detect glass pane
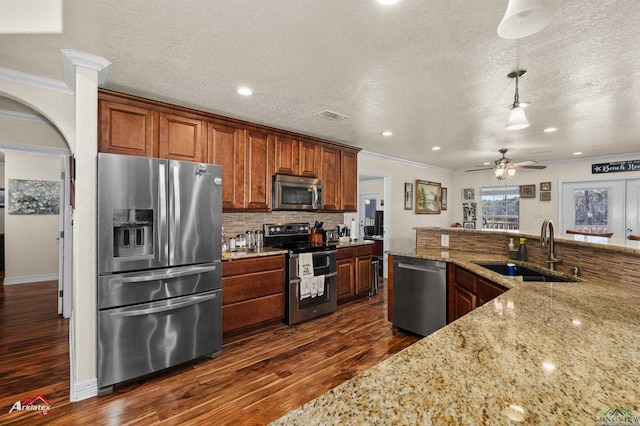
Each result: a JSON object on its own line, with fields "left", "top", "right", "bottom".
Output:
{"left": 479, "top": 186, "right": 520, "bottom": 230}
{"left": 573, "top": 189, "right": 609, "bottom": 232}
{"left": 364, "top": 198, "right": 377, "bottom": 221}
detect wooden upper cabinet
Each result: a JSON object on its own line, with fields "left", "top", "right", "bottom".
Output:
{"left": 274, "top": 136, "right": 300, "bottom": 176}
{"left": 299, "top": 140, "right": 320, "bottom": 177}
{"left": 340, "top": 150, "right": 358, "bottom": 212}
{"left": 98, "top": 100, "right": 158, "bottom": 157}
{"left": 207, "top": 121, "right": 246, "bottom": 210}
{"left": 245, "top": 130, "right": 273, "bottom": 211}
{"left": 320, "top": 145, "right": 340, "bottom": 211}
{"left": 159, "top": 113, "right": 205, "bottom": 162}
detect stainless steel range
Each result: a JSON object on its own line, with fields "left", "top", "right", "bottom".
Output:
{"left": 264, "top": 223, "right": 337, "bottom": 325}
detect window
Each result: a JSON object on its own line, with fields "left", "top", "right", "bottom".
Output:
{"left": 479, "top": 186, "right": 520, "bottom": 230}
{"left": 573, "top": 188, "right": 609, "bottom": 232}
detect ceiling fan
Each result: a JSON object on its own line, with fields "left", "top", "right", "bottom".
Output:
{"left": 466, "top": 148, "right": 546, "bottom": 179}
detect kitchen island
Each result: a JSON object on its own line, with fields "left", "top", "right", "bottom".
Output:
{"left": 271, "top": 246, "right": 640, "bottom": 424}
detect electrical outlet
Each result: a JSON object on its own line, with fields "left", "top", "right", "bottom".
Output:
{"left": 441, "top": 234, "right": 449, "bottom": 247}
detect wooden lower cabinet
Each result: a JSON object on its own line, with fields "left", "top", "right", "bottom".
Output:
{"left": 449, "top": 264, "right": 507, "bottom": 323}
{"left": 337, "top": 245, "right": 373, "bottom": 303}
{"left": 222, "top": 255, "right": 285, "bottom": 335}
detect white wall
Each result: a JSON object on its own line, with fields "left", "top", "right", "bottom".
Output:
{"left": 3, "top": 152, "right": 59, "bottom": 281}
{"left": 359, "top": 151, "right": 454, "bottom": 249}
{"left": 453, "top": 154, "right": 640, "bottom": 234}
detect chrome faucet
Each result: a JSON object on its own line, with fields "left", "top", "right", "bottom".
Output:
{"left": 541, "top": 219, "right": 562, "bottom": 271}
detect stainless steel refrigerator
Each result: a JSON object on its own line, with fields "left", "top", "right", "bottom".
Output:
{"left": 97, "top": 153, "right": 223, "bottom": 392}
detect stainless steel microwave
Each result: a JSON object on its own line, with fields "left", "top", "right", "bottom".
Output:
{"left": 272, "top": 174, "right": 323, "bottom": 211}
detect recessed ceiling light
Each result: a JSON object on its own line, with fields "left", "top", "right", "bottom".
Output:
{"left": 483, "top": 162, "right": 491, "bottom": 166}
{"left": 377, "top": 0, "right": 400, "bottom": 4}
{"left": 237, "top": 87, "right": 253, "bottom": 96}
{"left": 544, "top": 127, "right": 558, "bottom": 133}
{"left": 382, "top": 131, "right": 393, "bottom": 136}
{"left": 573, "top": 151, "right": 583, "bottom": 156}
{"left": 432, "top": 146, "right": 441, "bottom": 151}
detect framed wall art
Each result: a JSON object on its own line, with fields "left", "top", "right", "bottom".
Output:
{"left": 463, "top": 202, "right": 477, "bottom": 221}
{"left": 415, "top": 180, "right": 441, "bottom": 214}
{"left": 462, "top": 188, "right": 475, "bottom": 201}
{"left": 404, "top": 182, "right": 413, "bottom": 210}
{"left": 463, "top": 221, "right": 476, "bottom": 229}
{"left": 440, "top": 187, "right": 448, "bottom": 210}
{"left": 7, "top": 179, "right": 60, "bottom": 215}
{"left": 540, "top": 192, "right": 551, "bottom": 202}
{"left": 519, "top": 184, "right": 536, "bottom": 199}
{"left": 540, "top": 182, "right": 551, "bottom": 191}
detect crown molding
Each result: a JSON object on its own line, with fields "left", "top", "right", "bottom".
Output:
{"left": 360, "top": 149, "right": 453, "bottom": 173}
{"left": 0, "top": 108, "right": 50, "bottom": 125}
{"left": 61, "top": 49, "right": 111, "bottom": 90}
{"left": 0, "top": 141, "right": 70, "bottom": 157}
{"left": 0, "top": 66, "right": 71, "bottom": 94}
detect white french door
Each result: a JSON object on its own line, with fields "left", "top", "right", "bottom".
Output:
{"left": 625, "top": 178, "right": 640, "bottom": 238}
{"left": 561, "top": 179, "right": 632, "bottom": 239}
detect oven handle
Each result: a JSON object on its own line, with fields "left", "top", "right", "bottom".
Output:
{"left": 289, "top": 250, "right": 336, "bottom": 259}
{"left": 108, "top": 264, "right": 218, "bottom": 284}
{"left": 290, "top": 271, "right": 337, "bottom": 284}
{"left": 108, "top": 292, "right": 219, "bottom": 318}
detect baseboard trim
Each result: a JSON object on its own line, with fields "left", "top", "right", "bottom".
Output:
{"left": 70, "top": 378, "right": 98, "bottom": 402}
{"left": 3, "top": 273, "right": 59, "bottom": 285}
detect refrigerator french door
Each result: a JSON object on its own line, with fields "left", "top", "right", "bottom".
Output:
{"left": 97, "top": 153, "right": 223, "bottom": 392}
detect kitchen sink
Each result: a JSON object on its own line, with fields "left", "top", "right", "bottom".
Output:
{"left": 474, "top": 263, "right": 577, "bottom": 282}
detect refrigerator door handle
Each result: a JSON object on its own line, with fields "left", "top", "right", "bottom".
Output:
{"left": 158, "top": 163, "right": 167, "bottom": 263}
{"left": 108, "top": 264, "right": 218, "bottom": 284}
{"left": 109, "top": 292, "right": 219, "bottom": 318}
{"left": 171, "top": 164, "right": 181, "bottom": 262}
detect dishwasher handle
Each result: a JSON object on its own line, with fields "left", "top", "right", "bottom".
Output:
{"left": 396, "top": 262, "right": 445, "bottom": 273}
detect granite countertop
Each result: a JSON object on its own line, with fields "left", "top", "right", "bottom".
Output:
{"left": 222, "top": 247, "right": 287, "bottom": 260}
{"left": 271, "top": 248, "right": 640, "bottom": 425}
{"left": 335, "top": 239, "right": 374, "bottom": 249}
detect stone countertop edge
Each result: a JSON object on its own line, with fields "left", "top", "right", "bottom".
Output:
{"left": 270, "top": 247, "right": 640, "bottom": 425}
{"left": 221, "top": 240, "right": 373, "bottom": 260}
{"left": 415, "top": 226, "right": 640, "bottom": 254}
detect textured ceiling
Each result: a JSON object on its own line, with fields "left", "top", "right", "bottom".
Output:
{"left": 1, "top": 0, "right": 639, "bottom": 170}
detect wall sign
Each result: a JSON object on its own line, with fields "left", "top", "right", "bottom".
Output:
{"left": 592, "top": 160, "right": 640, "bottom": 174}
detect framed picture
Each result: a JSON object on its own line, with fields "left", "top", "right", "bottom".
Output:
{"left": 462, "top": 188, "right": 475, "bottom": 201}
{"left": 415, "top": 180, "right": 441, "bottom": 214}
{"left": 540, "top": 191, "right": 551, "bottom": 202}
{"left": 463, "top": 202, "right": 477, "bottom": 221}
{"left": 519, "top": 184, "right": 536, "bottom": 199}
{"left": 540, "top": 182, "right": 551, "bottom": 191}
{"left": 440, "top": 187, "right": 448, "bottom": 210}
{"left": 404, "top": 183, "right": 413, "bottom": 210}
{"left": 463, "top": 221, "right": 476, "bottom": 229}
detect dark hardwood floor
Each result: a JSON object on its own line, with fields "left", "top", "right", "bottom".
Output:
{"left": 0, "top": 278, "right": 420, "bottom": 425}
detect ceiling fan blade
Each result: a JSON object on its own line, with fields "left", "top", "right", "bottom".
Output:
{"left": 465, "top": 167, "right": 493, "bottom": 172}
{"left": 512, "top": 160, "right": 537, "bottom": 166}
{"left": 517, "top": 165, "right": 547, "bottom": 170}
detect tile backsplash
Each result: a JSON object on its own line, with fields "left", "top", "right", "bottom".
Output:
{"left": 222, "top": 212, "right": 346, "bottom": 240}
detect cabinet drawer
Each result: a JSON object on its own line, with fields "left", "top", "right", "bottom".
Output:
{"left": 455, "top": 267, "right": 477, "bottom": 293}
{"left": 222, "top": 270, "right": 285, "bottom": 305}
{"left": 356, "top": 245, "right": 372, "bottom": 257}
{"left": 337, "top": 247, "right": 355, "bottom": 260}
{"left": 222, "top": 255, "right": 285, "bottom": 276}
{"left": 222, "top": 294, "right": 284, "bottom": 332}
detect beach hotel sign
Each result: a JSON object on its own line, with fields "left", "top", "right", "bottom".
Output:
{"left": 592, "top": 159, "right": 640, "bottom": 174}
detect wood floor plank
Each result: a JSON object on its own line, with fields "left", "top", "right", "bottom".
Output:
{"left": 0, "top": 279, "right": 420, "bottom": 425}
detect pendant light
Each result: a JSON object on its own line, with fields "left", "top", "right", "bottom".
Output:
{"left": 506, "top": 70, "right": 530, "bottom": 131}
{"left": 497, "top": 0, "right": 552, "bottom": 40}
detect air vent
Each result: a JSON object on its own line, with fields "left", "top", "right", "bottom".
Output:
{"left": 315, "top": 110, "right": 349, "bottom": 121}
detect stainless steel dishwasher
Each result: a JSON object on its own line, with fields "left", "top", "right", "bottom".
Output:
{"left": 392, "top": 256, "right": 447, "bottom": 337}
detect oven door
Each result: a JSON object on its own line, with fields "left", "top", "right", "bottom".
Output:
{"left": 286, "top": 250, "right": 337, "bottom": 324}
{"left": 272, "top": 175, "right": 323, "bottom": 210}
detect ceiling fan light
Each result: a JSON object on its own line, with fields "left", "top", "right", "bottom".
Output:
{"left": 495, "top": 168, "right": 505, "bottom": 178}
{"left": 506, "top": 105, "right": 530, "bottom": 130}
{"left": 507, "top": 168, "right": 516, "bottom": 176}
{"left": 497, "top": 0, "right": 552, "bottom": 40}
